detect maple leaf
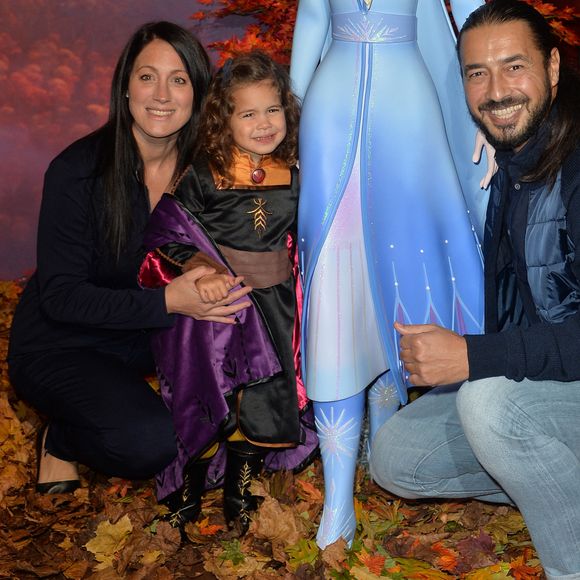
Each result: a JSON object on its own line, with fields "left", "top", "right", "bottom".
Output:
{"left": 431, "top": 542, "right": 459, "bottom": 573}
{"left": 393, "top": 556, "right": 455, "bottom": 578}
{"left": 286, "top": 538, "right": 319, "bottom": 570}
{"left": 62, "top": 561, "right": 90, "bottom": 580}
{"left": 456, "top": 531, "right": 498, "bottom": 571}
{"left": 509, "top": 554, "right": 543, "bottom": 580}
{"left": 252, "top": 495, "right": 304, "bottom": 545}
{"left": 358, "top": 550, "right": 386, "bottom": 576}
{"left": 106, "top": 478, "right": 132, "bottom": 498}
{"left": 464, "top": 562, "right": 512, "bottom": 579}
{"left": 459, "top": 501, "right": 495, "bottom": 530}
{"left": 294, "top": 477, "right": 323, "bottom": 502}
{"left": 484, "top": 513, "right": 527, "bottom": 546}
{"left": 320, "top": 537, "right": 348, "bottom": 571}
{"left": 349, "top": 565, "right": 384, "bottom": 579}
{"left": 84, "top": 514, "right": 133, "bottom": 570}
{"left": 198, "top": 516, "right": 224, "bottom": 536}
{"left": 220, "top": 538, "right": 246, "bottom": 566}
{"left": 140, "top": 549, "right": 163, "bottom": 565}
{"left": 549, "top": 20, "right": 580, "bottom": 45}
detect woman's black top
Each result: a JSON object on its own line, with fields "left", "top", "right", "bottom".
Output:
{"left": 8, "top": 131, "right": 173, "bottom": 361}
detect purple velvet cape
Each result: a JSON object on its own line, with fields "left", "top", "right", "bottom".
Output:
{"left": 140, "top": 194, "right": 318, "bottom": 499}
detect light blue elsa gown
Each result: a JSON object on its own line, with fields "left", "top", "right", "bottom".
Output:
{"left": 290, "top": 0, "right": 486, "bottom": 548}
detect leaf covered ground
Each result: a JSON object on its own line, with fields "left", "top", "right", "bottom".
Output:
{"left": 0, "top": 280, "right": 546, "bottom": 579}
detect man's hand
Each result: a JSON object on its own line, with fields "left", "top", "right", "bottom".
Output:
{"left": 395, "top": 322, "right": 469, "bottom": 386}
{"left": 165, "top": 266, "right": 252, "bottom": 324}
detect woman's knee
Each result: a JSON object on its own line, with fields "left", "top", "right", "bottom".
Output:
{"left": 99, "top": 413, "right": 177, "bottom": 479}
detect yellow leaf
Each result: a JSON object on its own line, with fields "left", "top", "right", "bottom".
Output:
{"left": 58, "top": 536, "right": 74, "bottom": 550}
{"left": 141, "top": 549, "right": 163, "bottom": 565}
{"left": 84, "top": 514, "right": 133, "bottom": 570}
{"left": 350, "top": 565, "right": 384, "bottom": 580}
{"left": 465, "top": 562, "right": 512, "bottom": 580}
{"left": 484, "top": 513, "right": 527, "bottom": 545}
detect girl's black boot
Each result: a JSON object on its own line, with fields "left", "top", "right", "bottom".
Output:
{"left": 162, "top": 457, "right": 210, "bottom": 531}
{"left": 223, "top": 441, "right": 265, "bottom": 534}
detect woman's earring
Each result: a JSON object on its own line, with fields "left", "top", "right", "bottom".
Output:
{"left": 125, "top": 91, "right": 129, "bottom": 98}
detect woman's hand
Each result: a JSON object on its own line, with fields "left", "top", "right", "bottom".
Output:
{"left": 165, "top": 266, "right": 252, "bottom": 324}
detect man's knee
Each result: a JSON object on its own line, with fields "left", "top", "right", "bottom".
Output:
{"left": 456, "top": 377, "right": 518, "bottom": 461}
{"left": 369, "top": 419, "right": 424, "bottom": 500}
{"left": 457, "top": 378, "right": 509, "bottom": 427}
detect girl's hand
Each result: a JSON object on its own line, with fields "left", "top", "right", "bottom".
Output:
{"left": 472, "top": 129, "right": 498, "bottom": 189}
{"left": 196, "top": 273, "right": 238, "bottom": 303}
{"left": 165, "top": 266, "right": 251, "bottom": 323}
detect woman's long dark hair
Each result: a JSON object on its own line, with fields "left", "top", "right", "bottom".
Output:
{"left": 458, "top": 0, "right": 580, "bottom": 186}
{"left": 97, "top": 21, "right": 211, "bottom": 259}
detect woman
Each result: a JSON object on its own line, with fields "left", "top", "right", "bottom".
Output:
{"left": 7, "top": 22, "right": 251, "bottom": 496}
{"left": 290, "top": 0, "right": 487, "bottom": 548}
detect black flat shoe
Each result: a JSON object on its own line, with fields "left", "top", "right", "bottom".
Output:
{"left": 36, "top": 480, "right": 81, "bottom": 494}
{"left": 36, "top": 424, "right": 80, "bottom": 495}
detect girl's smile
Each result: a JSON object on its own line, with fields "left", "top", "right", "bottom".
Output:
{"left": 229, "top": 80, "right": 287, "bottom": 164}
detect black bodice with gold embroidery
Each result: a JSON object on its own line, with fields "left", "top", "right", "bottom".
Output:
{"left": 176, "top": 156, "right": 298, "bottom": 251}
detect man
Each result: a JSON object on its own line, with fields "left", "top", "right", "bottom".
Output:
{"left": 369, "top": 1, "right": 580, "bottom": 578}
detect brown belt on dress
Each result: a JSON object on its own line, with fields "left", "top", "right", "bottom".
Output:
{"left": 217, "top": 245, "right": 292, "bottom": 289}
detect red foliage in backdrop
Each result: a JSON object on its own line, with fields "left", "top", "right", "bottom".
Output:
{"left": 194, "top": 0, "right": 579, "bottom": 68}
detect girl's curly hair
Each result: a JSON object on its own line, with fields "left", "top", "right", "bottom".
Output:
{"left": 196, "top": 51, "right": 300, "bottom": 187}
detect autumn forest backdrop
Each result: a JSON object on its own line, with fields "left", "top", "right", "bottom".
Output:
{"left": 1, "top": 0, "right": 577, "bottom": 281}
{"left": 0, "top": 1, "right": 579, "bottom": 578}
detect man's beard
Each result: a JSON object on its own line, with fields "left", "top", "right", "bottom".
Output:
{"left": 469, "top": 80, "right": 552, "bottom": 151}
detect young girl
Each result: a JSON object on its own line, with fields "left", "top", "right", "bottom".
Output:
{"left": 139, "top": 51, "right": 317, "bottom": 534}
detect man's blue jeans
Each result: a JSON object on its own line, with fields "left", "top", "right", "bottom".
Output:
{"left": 370, "top": 377, "right": 580, "bottom": 579}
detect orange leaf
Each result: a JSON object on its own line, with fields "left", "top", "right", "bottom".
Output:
{"left": 432, "top": 542, "right": 459, "bottom": 572}
{"left": 359, "top": 552, "right": 386, "bottom": 575}
{"left": 198, "top": 517, "right": 224, "bottom": 536}
{"left": 295, "top": 478, "right": 323, "bottom": 502}
{"left": 509, "top": 555, "right": 543, "bottom": 580}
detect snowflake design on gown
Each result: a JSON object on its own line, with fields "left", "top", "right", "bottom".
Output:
{"left": 368, "top": 377, "right": 399, "bottom": 410}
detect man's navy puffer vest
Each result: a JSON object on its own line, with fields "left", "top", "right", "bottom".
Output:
{"left": 487, "top": 162, "right": 580, "bottom": 329}
{"left": 524, "top": 171, "right": 580, "bottom": 323}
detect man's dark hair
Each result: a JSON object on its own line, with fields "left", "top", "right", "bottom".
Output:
{"left": 458, "top": 0, "right": 580, "bottom": 185}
